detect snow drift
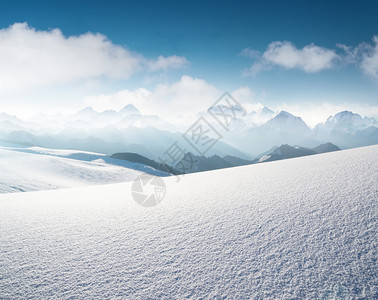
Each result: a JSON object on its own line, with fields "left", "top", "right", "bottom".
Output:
{"left": 0, "top": 145, "right": 377, "bottom": 298}
{"left": 0, "top": 145, "right": 169, "bottom": 193}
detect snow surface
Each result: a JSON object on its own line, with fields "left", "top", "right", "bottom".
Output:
{"left": 0, "top": 145, "right": 169, "bottom": 193}
{"left": 0, "top": 145, "right": 377, "bottom": 298}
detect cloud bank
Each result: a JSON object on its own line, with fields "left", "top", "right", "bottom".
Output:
{"left": 357, "top": 36, "right": 378, "bottom": 79}
{"left": 243, "top": 41, "right": 339, "bottom": 75}
{"left": 243, "top": 36, "right": 378, "bottom": 79}
{"left": 263, "top": 42, "right": 338, "bottom": 72}
{"left": 147, "top": 55, "right": 189, "bottom": 72}
{"left": 84, "top": 75, "right": 220, "bottom": 123}
{"left": 0, "top": 23, "right": 188, "bottom": 91}
{"left": 84, "top": 77, "right": 378, "bottom": 128}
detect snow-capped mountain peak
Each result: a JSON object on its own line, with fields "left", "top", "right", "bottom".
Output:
{"left": 268, "top": 110, "right": 308, "bottom": 127}
{"left": 326, "top": 111, "right": 361, "bottom": 124}
{"left": 245, "top": 105, "right": 274, "bottom": 125}
{"left": 119, "top": 104, "right": 140, "bottom": 116}
{"left": 272, "top": 110, "right": 295, "bottom": 119}
{"left": 263, "top": 110, "right": 311, "bottom": 135}
{"left": 77, "top": 106, "right": 97, "bottom": 115}
{"left": 324, "top": 111, "right": 377, "bottom": 130}
{"left": 257, "top": 106, "right": 274, "bottom": 116}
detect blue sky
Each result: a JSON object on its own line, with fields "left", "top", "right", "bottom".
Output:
{"left": 0, "top": 0, "right": 377, "bottom": 125}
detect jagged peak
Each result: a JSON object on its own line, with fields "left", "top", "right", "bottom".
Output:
{"left": 119, "top": 104, "right": 140, "bottom": 115}
{"left": 78, "top": 106, "right": 96, "bottom": 114}
{"left": 258, "top": 106, "right": 274, "bottom": 114}
{"left": 272, "top": 110, "right": 297, "bottom": 119}
{"left": 330, "top": 111, "right": 362, "bottom": 121}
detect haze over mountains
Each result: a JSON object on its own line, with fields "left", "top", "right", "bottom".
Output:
{"left": 112, "top": 142, "right": 341, "bottom": 175}
{"left": 0, "top": 103, "right": 377, "bottom": 160}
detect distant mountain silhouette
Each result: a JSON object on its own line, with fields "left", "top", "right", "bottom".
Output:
{"left": 1, "top": 104, "right": 375, "bottom": 159}
{"left": 178, "top": 152, "right": 234, "bottom": 173}
{"left": 110, "top": 152, "right": 180, "bottom": 175}
{"left": 312, "top": 142, "right": 340, "bottom": 153}
{"left": 222, "top": 155, "right": 254, "bottom": 166}
{"left": 256, "top": 143, "right": 340, "bottom": 163}
{"left": 119, "top": 104, "right": 140, "bottom": 115}
{"left": 313, "top": 111, "right": 378, "bottom": 148}
{"left": 110, "top": 142, "right": 340, "bottom": 176}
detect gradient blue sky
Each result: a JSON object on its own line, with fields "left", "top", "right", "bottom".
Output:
{"left": 0, "top": 0, "right": 377, "bottom": 125}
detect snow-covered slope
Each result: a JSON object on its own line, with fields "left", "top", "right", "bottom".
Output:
{"left": 0, "top": 145, "right": 169, "bottom": 193}
{"left": 0, "top": 145, "right": 377, "bottom": 298}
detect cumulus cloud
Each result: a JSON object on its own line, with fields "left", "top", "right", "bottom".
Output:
{"left": 264, "top": 41, "right": 338, "bottom": 72}
{"left": 0, "top": 23, "right": 187, "bottom": 91}
{"left": 231, "top": 87, "right": 262, "bottom": 112}
{"left": 84, "top": 75, "right": 220, "bottom": 123}
{"left": 84, "top": 79, "right": 378, "bottom": 128}
{"left": 239, "top": 48, "right": 260, "bottom": 58}
{"left": 242, "top": 62, "right": 270, "bottom": 76}
{"left": 244, "top": 36, "right": 378, "bottom": 79}
{"left": 147, "top": 55, "right": 189, "bottom": 72}
{"left": 84, "top": 78, "right": 264, "bottom": 125}
{"left": 243, "top": 41, "right": 339, "bottom": 75}
{"left": 337, "top": 36, "right": 378, "bottom": 79}
{"left": 360, "top": 36, "right": 378, "bottom": 79}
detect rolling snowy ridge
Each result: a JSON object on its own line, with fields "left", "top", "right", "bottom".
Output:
{"left": 0, "top": 145, "right": 169, "bottom": 193}
{"left": 0, "top": 145, "right": 376, "bottom": 298}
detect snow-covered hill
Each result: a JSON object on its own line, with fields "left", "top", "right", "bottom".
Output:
{"left": 0, "top": 145, "right": 169, "bottom": 193}
{"left": 0, "top": 145, "right": 376, "bottom": 298}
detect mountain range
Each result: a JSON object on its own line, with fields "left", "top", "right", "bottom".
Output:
{"left": 111, "top": 142, "right": 340, "bottom": 174}
{"left": 0, "top": 104, "right": 376, "bottom": 159}
{"left": 256, "top": 142, "right": 340, "bottom": 163}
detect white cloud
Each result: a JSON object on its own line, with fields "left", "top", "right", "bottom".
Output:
{"left": 240, "top": 48, "right": 260, "bottom": 58}
{"left": 231, "top": 87, "right": 263, "bottom": 112}
{"left": 147, "top": 55, "right": 188, "bottom": 72}
{"left": 243, "top": 41, "right": 339, "bottom": 75}
{"left": 337, "top": 35, "right": 378, "bottom": 80}
{"left": 85, "top": 78, "right": 378, "bottom": 128}
{"left": 84, "top": 75, "right": 220, "bottom": 123}
{"left": 0, "top": 23, "right": 187, "bottom": 91}
{"left": 360, "top": 36, "right": 378, "bottom": 79}
{"left": 242, "top": 62, "right": 270, "bottom": 76}
{"left": 84, "top": 88, "right": 152, "bottom": 112}
{"left": 254, "top": 35, "right": 378, "bottom": 79}
{"left": 231, "top": 86, "right": 254, "bottom": 102}
{"left": 81, "top": 81, "right": 378, "bottom": 128}
{"left": 84, "top": 79, "right": 267, "bottom": 125}
{"left": 264, "top": 41, "right": 339, "bottom": 72}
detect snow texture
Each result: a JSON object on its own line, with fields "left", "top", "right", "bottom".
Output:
{"left": 0, "top": 145, "right": 377, "bottom": 298}
{"left": 0, "top": 145, "right": 169, "bottom": 193}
